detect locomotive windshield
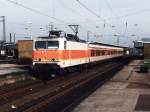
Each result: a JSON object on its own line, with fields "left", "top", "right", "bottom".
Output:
{"left": 35, "top": 41, "right": 46, "bottom": 49}
{"left": 35, "top": 41, "right": 59, "bottom": 49}
{"left": 47, "top": 41, "right": 59, "bottom": 49}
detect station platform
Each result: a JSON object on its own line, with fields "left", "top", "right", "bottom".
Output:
{"left": 73, "top": 60, "right": 150, "bottom": 112}
{"left": 0, "top": 64, "right": 30, "bottom": 86}
{"left": 0, "top": 64, "right": 28, "bottom": 76}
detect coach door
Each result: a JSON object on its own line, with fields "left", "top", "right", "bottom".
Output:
{"left": 68, "top": 46, "right": 71, "bottom": 65}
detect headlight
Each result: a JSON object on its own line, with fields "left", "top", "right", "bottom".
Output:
{"left": 48, "top": 58, "right": 59, "bottom": 62}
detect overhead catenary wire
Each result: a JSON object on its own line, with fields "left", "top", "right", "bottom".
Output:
{"left": 75, "top": 0, "right": 120, "bottom": 33}
{"left": 56, "top": 0, "right": 85, "bottom": 17}
{"left": 75, "top": 0, "right": 132, "bottom": 46}
{"left": 102, "top": 0, "right": 116, "bottom": 39}
{"left": 4, "top": 0, "right": 117, "bottom": 35}
{"left": 4, "top": 0, "right": 101, "bottom": 37}
{"left": 103, "top": 0, "right": 129, "bottom": 38}
{"left": 103, "top": 0, "right": 119, "bottom": 25}
{"left": 104, "top": 0, "right": 119, "bottom": 18}
{"left": 55, "top": 0, "right": 101, "bottom": 39}
{"left": 3, "top": 0, "right": 69, "bottom": 24}
{"left": 75, "top": 0, "right": 105, "bottom": 21}
{"left": 3, "top": 0, "right": 149, "bottom": 29}
{"left": 107, "top": 7, "right": 150, "bottom": 20}
{"left": 52, "top": 0, "right": 55, "bottom": 18}
{"left": 75, "top": 0, "right": 139, "bottom": 37}
{"left": 4, "top": 0, "right": 135, "bottom": 44}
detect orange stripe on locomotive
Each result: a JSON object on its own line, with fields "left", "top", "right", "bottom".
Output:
{"left": 32, "top": 50, "right": 90, "bottom": 61}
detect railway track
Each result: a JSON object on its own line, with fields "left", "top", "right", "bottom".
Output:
{"left": 0, "top": 58, "right": 131, "bottom": 112}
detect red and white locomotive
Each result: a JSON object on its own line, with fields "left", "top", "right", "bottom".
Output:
{"left": 32, "top": 31, "right": 124, "bottom": 76}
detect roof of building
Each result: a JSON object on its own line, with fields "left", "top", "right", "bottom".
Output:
{"left": 134, "top": 40, "right": 150, "bottom": 44}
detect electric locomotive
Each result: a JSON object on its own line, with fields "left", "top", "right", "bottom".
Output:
{"left": 32, "top": 31, "right": 124, "bottom": 76}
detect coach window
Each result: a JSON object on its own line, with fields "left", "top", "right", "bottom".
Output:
{"left": 96, "top": 50, "right": 98, "bottom": 56}
{"left": 109, "top": 51, "right": 111, "bottom": 55}
{"left": 100, "top": 50, "right": 102, "bottom": 56}
{"left": 102, "top": 50, "right": 104, "bottom": 55}
{"left": 94, "top": 50, "right": 96, "bottom": 56}
{"left": 110, "top": 51, "right": 112, "bottom": 55}
{"left": 98, "top": 50, "right": 100, "bottom": 56}
{"left": 108, "top": 51, "right": 110, "bottom": 55}
{"left": 93, "top": 50, "right": 96, "bottom": 56}
{"left": 91, "top": 50, "right": 94, "bottom": 56}
{"left": 101, "top": 50, "right": 103, "bottom": 56}
{"left": 103, "top": 51, "right": 105, "bottom": 55}
{"left": 105, "top": 51, "right": 108, "bottom": 55}
{"left": 64, "top": 41, "right": 67, "bottom": 49}
{"left": 113, "top": 51, "right": 115, "bottom": 54}
{"left": 91, "top": 50, "right": 93, "bottom": 56}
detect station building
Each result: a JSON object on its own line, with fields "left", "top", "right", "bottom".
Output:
{"left": 0, "top": 42, "right": 18, "bottom": 59}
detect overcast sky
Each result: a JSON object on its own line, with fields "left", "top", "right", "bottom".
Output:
{"left": 0, "top": 0, "right": 150, "bottom": 46}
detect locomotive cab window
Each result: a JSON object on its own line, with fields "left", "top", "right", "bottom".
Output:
{"left": 47, "top": 41, "right": 59, "bottom": 49}
{"left": 35, "top": 41, "right": 46, "bottom": 49}
{"left": 35, "top": 41, "right": 59, "bottom": 49}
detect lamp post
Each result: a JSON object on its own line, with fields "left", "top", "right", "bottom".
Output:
{"left": 0, "top": 16, "right": 6, "bottom": 42}
{"left": 114, "top": 34, "right": 120, "bottom": 46}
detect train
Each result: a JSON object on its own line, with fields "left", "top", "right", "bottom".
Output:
{"left": 31, "top": 31, "right": 126, "bottom": 77}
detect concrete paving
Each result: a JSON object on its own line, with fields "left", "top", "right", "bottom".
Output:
{"left": 73, "top": 60, "right": 150, "bottom": 112}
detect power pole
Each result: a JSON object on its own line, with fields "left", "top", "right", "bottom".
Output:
{"left": 9, "top": 33, "right": 16, "bottom": 43}
{"left": 47, "top": 23, "right": 53, "bottom": 32}
{"left": 9, "top": 33, "right": 12, "bottom": 43}
{"left": 28, "top": 22, "right": 32, "bottom": 40}
{"left": 13, "top": 33, "right": 16, "bottom": 43}
{"left": 87, "top": 31, "right": 90, "bottom": 42}
{"left": 114, "top": 34, "right": 120, "bottom": 46}
{"left": 25, "top": 22, "right": 32, "bottom": 40}
{"left": 50, "top": 24, "right": 53, "bottom": 31}
{"left": 117, "top": 36, "right": 119, "bottom": 46}
{"left": 0, "top": 16, "right": 6, "bottom": 42}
